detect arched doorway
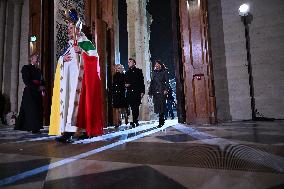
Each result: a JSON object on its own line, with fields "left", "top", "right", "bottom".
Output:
{"left": 118, "top": 0, "right": 216, "bottom": 124}
{"left": 146, "top": 0, "right": 186, "bottom": 123}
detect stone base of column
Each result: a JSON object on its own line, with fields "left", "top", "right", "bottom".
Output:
{"left": 140, "top": 95, "right": 150, "bottom": 121}
{"left": 5, "top": 111, "right": 17, "bottom": 126}
{"left": 139, "top": 94, "right": 156, "bottom": 121}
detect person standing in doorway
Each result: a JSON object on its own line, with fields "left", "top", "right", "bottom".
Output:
{"left": 125, "top": 58, "right": 145, "bottom": 128}
{"left": 14, "top": 53, "right": 45, "bottom": 133}
{"left": 149, "top": 60, "right": 170, "bottom": 127}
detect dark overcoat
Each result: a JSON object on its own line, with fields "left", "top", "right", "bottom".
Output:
{"left": 112, "top": 72, "right": 127, "bottom": 108}
{"left": 149, "top": 69, "right": 169, "bottom": 113}
{"left": 125, "top": 66, "right": 145, "bottom": 106}
{"left": 14, "top": 64, "right": 44, "bottom": 131}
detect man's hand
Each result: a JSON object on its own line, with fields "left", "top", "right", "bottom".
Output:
{"left": 63, "top": 52, "right": 72, "bottom": 62}
{"left": 39, "top": 86, "right": 45, "bottom": 91}
{"left": 163, "top": 90, "right": 168, "bottom": 95}
{"left": 125, "top": 84, "right": 130, "bottom": 87}
{"left": 74, "top": 45, "right": 81, "bottom": 54}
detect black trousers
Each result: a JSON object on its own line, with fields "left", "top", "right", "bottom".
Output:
{"left": 159, "top": 113, "right": 165, "bottom": 126}
{"left": 130, "top": 105, "right": 140, "bottom": 123}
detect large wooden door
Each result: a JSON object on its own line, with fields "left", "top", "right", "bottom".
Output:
{"left": 178, "top": 0, "right": 216, "bottom": 124}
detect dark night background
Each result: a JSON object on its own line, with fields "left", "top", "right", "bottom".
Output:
{"left": 118, "top": 0, "right": 175, "bottom": 79}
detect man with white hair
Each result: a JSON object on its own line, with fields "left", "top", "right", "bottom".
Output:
{"left": 49, "top": 10, "right": 103, "bottom": 142}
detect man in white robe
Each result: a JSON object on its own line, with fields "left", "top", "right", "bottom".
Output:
{"left": 50, "top": 23, "right": 83, "bottom": 142}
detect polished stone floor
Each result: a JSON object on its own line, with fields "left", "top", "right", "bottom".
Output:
{"left": 0, "top": 120, "right": 283, "bottom": 189}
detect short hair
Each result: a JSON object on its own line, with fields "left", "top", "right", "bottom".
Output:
{"left": 128, "top": 58, "right": 136, "bottom": 64}
{"left": 155, "top": 60, "right": 162, "bottom": 65}
{"left": 155, "top": 59, "right": 165, "bottom": 69}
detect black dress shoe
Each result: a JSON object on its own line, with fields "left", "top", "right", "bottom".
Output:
{"left": 130, "top": 122, "right": 135, "bottom": 128}
{"left": 55, "top": 133, "right": 72, "bottom": 143}
{"left": 55, "top": 136, "right": 68, "bottom": 142}
{"left": 157, "top": 125, "right": 163, "bottom": 128}
{"left": 32, "top": 130, "right": 42, "bottom": 134}
{"left": 65, "top": 138, "right": 74, "bottom": 143}
{"left": 80, "top": 134, "right": 89, "bottom": 140}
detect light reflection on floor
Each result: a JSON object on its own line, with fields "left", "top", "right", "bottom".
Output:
{"left": 0, "top": 120, "right": 284, "bottom": 189}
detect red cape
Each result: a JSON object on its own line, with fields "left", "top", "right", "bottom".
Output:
{"left": 77, "top": 52, "right": 104, "bottom": 136}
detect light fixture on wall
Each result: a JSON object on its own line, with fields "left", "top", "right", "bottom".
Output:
{"left": 30, "top": 35, "right": 37, "bottom": 55}
{"left": 238, "top": 4, "right": 257, "bottom": 120}
{"left": 238, "top": 3, "right": 250, "bottom": 16}
{"left": 238, "top": 4, "right": 274, "bottom": 121}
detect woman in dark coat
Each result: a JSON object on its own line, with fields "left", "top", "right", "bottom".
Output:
{"left": 149, "top": 60, "right": 170, "bottom": 127}
{"left": 112, "top": 64, "right": 127, "bottom": 127}
{"left": 14, "top": 54, "right": 45, "bottom": 133}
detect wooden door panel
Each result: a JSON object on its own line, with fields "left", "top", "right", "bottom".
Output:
{"left": 179, "top": 0, "right": 216, "bottom": 124}
{"left": 193, "top": 75, "right": 208, "bottom": 119}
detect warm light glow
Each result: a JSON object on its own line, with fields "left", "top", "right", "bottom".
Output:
{"left": 30, "top": 42, "right": 36, "bottom": 54}
{"left": 187, "top": 0, "right": 189, "bottom": 10}
{"left": 238, "top": 4, "right": 250, "bottom": 16}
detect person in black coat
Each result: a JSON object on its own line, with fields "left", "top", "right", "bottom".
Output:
{"left": 112, "top": 64, "right": 128, "bottom": 127}
{"left": 149, "top": 60, "right": 170, "bottom": 127}
{"left": 125, "top": 58, "right": 145, "bottom": 127}
{"left": 14, "top": 53, "right": 45, "bottom": 133}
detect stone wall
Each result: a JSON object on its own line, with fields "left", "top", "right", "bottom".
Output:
{"left": 0, "top": 0, "right": 7, "bottom": 93}
{"left": 247, "top": 0, "right": 284, "bottom": 119}
{"left": 208, "top": 0, "right": 284, "bottom": 120}
{"left": 0, "top": 0, "right": 29, "bottom": 123}
{"left": 208, "top": 0, "right": 232, "bottom": 121}
{"left": 18, "top": 0, "right": 29, "bottom": 110}
{"left": 2, "top": 1, "right": 14, "bottom": 99}
{"left": 113, "top": 0, "right": 120, "bottom": 65}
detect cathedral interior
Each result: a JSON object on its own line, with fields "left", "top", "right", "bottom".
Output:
{"left": 0, "top": 0, "right": 284, "bottom": 188}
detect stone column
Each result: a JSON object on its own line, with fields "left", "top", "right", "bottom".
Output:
{"left": 18, "top": 0, "right": 29, "bottom": 110}
{"left": 126, "top": 0, "right": 152, "bottom": 121}
{"left": 2, "top": 2, "right": 14, "bottom": 98}
{"left": 10, "top": 0, "right": 23, "bottom": 113}
{"left": 126, "top": 0, "right": 136, "bottom": 59}
{"left": 0, "top": 0, "right": 7, "bottom": 92}
{"left": 113, "top": 0, "right": 120, "bottom": 65}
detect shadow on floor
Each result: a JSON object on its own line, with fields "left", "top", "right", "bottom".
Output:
{"left": 43, "top": 165, "right": 187, "bottom": 189}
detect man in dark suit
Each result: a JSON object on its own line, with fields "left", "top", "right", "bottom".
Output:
{"left": 125, "top": 58, "right": 145, "bottom": 127}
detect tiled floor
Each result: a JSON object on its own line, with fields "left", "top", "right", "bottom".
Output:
{"left": 0, "top": 120, "right": 283, "bottom": 189}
